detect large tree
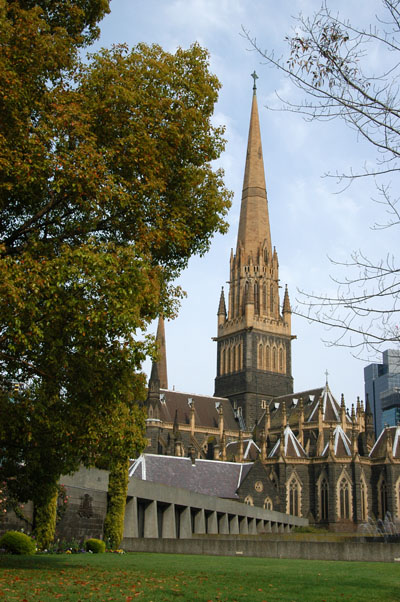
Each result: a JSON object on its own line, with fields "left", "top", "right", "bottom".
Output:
{"left": 0, "top": 0, "right": 231, "bottom": 545}
{"left": 244, "top": 0, "right": 400, "bottom": 356}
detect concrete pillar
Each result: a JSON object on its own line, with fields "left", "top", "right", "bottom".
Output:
{"left": 218, "top": 513, "right": 229, "bottom": 534}
{"left": 249, "top": 518, "right": 257, "bottom": 534}
{"left": 285, "top": 524, "right": 291, "bottom": 533}
{"left": 207, "top": 511, "right": 218, "bottom": 534}
{"left": 271, "top": 522, "right": 278, "bottom": 533}
{"left": 229, "top": 515, "right": 239, "bottom": 535}
{"left": 179, "top": 507, "right": 191, "bottom": 539}
{"left": 279, "top": 523, "right": 285, "bottom": 533}
{"left": 123, "top": 496, "right": 138, "bottom": 538}
{"left": 239, "top": 516, "right": 249, "bottom": 534}
{"left": 256, "top": 519, "right": 264, "bottom": 534}
{"left": 161, "top": 503, "right": 176, "bottom": 539}
{"left": 264, "top": 521, "right": 272, "bottom": 533}
{"left": 144, "top": 500, "right": 158, "bottom": 538}
{"left": 193, "top": 509, "right": 206, "bottom": 534}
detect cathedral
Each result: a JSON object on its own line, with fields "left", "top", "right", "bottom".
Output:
{"left": 145, "top": 77, "right": 400, "bottom": 532}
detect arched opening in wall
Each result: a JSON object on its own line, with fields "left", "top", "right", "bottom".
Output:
{"left": 206, "top": 436, "right": 216, "bottom": 460}
{"left": 279, "top": 348, "right": 283, "bottom": 373}
{"left": 244, "top": 495, "right": 254, "bottom": 506}
{"left": 317, "top": 474, "right": 329, "bottom": 522}
{"left": 221, "top": 348, "right": 225, "bottom": 376}
{"left": 263, "top": 284, "right": 267, "bottom": 313}
{"left": 238, "top": 343, "right": 243, "bottom": 370}
{"left": 265, "top": 345, "right": 270, "bottom": 371}
{"left": 258, "top": 343, "right": 263, "bottom": 370}
{"left": 232, "top": 345, "right": 236, "bottom": 372}
{"left": 272, "top": 347, "right": 277, "bottom": 372}
{"left": 263, "top": 496, "right": 273, "bottom": 510}
{"left": 395, "top": 477, "right": 400, "bottom": 519}
{"left": 360, "top": 474, "right": 368, "bottom": 521}
{"left": 227, "top": 347, "right": 231, "bottom": 374}
{"left": 254, "top": 282, "right": 259, "bottom": 315}
{"left": 287, "top": 474, "right": 302, "bottom": 517}
{"left": 269, "top": 469, "right": 278, "bottom": 490}
{"left": 378, "top": 474, "right": 388, "bottom": 519}
{"left": 338, "top": 476, "right": 352, "bottom": 520}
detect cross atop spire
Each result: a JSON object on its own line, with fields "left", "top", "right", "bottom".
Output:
{"left": 251, "top": 70, "right": 258, "bottom": 94}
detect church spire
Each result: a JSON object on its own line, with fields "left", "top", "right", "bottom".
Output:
{"left": 150, "top": 316, "right": 168, "bottom": 390}
{"left": 237, "top": 72, "right": 272, "bottom": 263}
{"left": 214, "top": 75, "right": 294, "bottom": 428}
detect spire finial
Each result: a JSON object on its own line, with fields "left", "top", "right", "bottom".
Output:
{"left": 251, "top": 70, "right": 258, "bottom": 94}
{"left": 325, "top": 369, "right": 329, "bottom": 386}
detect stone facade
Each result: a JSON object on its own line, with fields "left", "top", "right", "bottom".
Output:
{"left": 144, "top": 82, "right": 400, "bottom": 533}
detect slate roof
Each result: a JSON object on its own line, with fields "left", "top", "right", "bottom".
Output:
{"left": 322, "top": 426, "right": 352, "bottom": 457}
{"left": 226, "top": 439, "right": 260, "bottom": 461}
{"left": 157, "top": 389, "right": 239, "bottom": 431}
{"left": 268, "top": 425, "right": 307, "bottom": 458}
{"left": 369, "top": 426, "right": 400, "bottom": 459}
{"left": 258, "top": 384, "right": 351, "bottom": 430}
{"left": 129, "top": 453, "right": 253, "bottom": 499}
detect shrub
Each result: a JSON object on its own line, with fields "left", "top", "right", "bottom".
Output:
{"left": 85, "top": 538, "right": 105, "bottom": 553}
{"left": 0, "top": 531, "right": 36, "bottom": 555}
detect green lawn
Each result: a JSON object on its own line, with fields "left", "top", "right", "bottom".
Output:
{"left": 0, "top": 552, "right": 398, "bottom": 601}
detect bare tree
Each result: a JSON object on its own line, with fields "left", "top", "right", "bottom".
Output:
{"left": 243, "top": 0, "right": 400, "bottom": 357}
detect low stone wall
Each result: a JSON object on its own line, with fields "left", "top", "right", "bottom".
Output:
{"left": 122, "top": 536, "right": 400, "bottom": 563}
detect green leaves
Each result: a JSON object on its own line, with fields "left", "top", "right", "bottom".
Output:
{"left": 0, "top": 0, "right": 231, "bottom": 531}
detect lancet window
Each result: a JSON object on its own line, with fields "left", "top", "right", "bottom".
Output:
{"left": 378, "top": 475, "right": 388, "bottom": 519}
{"left": 287, "top": 474, "right": 301, "bottom": 517}
{"left": 338, "top": 476, "right": 352, "bottom": 520}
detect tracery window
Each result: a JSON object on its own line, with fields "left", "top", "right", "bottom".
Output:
{"left": 254, "top": 282, "right": 259, "bottom": 315}
{"left": 319, "top": 477, "right": 329, "bottom": 521}
{"left": 272, "top": 347, "right": 277, "bottom": 372}
{"left": 360, "top": 476, "right": 368, "bottom": 521}
{"left": 258, "top": 343, "right": 263, "bottom": 369}
{"left": 244, "top": 495, "right": 254, "bottom": 506}
{"left": 338, "top": 477, "right": 351, "bottom": 520}
{"left": 263, "top": 497, "right": 273, "bottom": 510}
{"left": 378, "top": 475, "right": 388, "bottom": 519}
{"left": 279, "top": 348, "right": 284, "bottom": 372}
{"left": 265, "top": 346, "right": 270, "bottom": 371}
{"left": 263, "top": 284, "right": 267, "bottom": 312}
{"left": 287, "top": 474, "right": 301, "bottom": 517}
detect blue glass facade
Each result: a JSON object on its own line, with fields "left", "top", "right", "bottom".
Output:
{"left": 364, "top": 350, "right": 400, "bottom": 436}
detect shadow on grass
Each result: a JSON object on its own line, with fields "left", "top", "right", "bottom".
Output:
{"left": 0, "top": 553, "right": 85, "bottom": 571}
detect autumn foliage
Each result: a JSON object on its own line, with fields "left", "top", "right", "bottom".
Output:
{"left": 0, "top": 0, "right": 231, "bottom": 547}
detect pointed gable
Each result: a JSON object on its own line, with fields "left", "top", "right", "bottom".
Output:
{"left": 268, "top": 425, "right": 307, "bottom": 458}
{"left": 322, "top": 426, "right": 351, "bottom": 457}
{"left": 307, "top": 384, "right": 344, "bottom": 423}
{"left": 369, "top": 426, "right": 400, "bottom": 459}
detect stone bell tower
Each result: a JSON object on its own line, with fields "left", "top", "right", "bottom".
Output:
{"left": 214, "top": 73, "right": 294, "bottom": 428}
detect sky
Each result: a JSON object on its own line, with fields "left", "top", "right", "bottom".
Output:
{"left": 92, "top": 0, "right": 398, "bottom": 407}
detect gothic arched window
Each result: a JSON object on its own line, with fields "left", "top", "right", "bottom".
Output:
{"left": 263, "top": 284, "right": 267, "bottom": 312}
{"left": 270, "top": 284, "right": 274, "bottom": 314}
{"left": 258, "top": 343, "right": 263, "bottom": 369}
{"left": 287, "top": 474, "right": 301, "bottom": 517}
{"left": 265, "top": 346, "right": 270, "bottom": 371}
{"left": 272, "top": 347, "right": 277, "bottom": 372}
{"left": 254, "top": 282, "right": 259, "bottom": 315}
{"left": 279, "top": 348, "right": 284, "bottom": 372}
{"left": 319, "top": 477, "right": 329, "bottom": 521}
{"left": 360, "top": 476, "right": 368, "bottom": 521}
{"left": 263, "top": 497, "right": 273, "bottom": 510}
{"left": 378, "top": 475, "right": 388, "bottom": 519}
{"left": 338, "top": 477, "right": 351, "bottom": 520}
{"left": 244, "top": 495, "right": 254, "bottom": 506}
